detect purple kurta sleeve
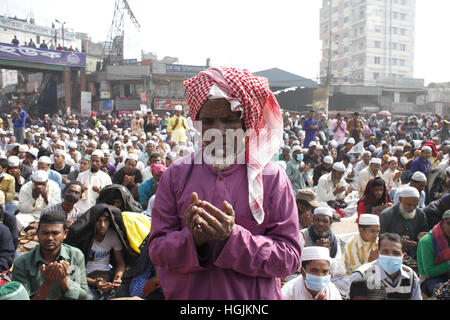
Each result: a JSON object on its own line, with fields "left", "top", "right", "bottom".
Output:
{"left": 148, "top": 167, "right": 206, "bottom": 274}
{"left": 213, "top": 167, "right": 301, "bottom": 278}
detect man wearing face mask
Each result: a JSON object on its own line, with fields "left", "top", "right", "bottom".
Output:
{"left": 285, "top": 146, "right": 311, "bottom": 193}
{"left": 380, "top": 187, "right": 428, "bottom": 260}
{"left": 282, "top": 246, "right": 341, "bottom": 300}
{"left": 41, "top": 182, "right": 84, "bottom": 228}
{"left": 349, "top": 232, "right": 422, "bottom": 300}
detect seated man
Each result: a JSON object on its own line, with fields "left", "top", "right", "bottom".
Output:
{"left": 316, "top": 162, "right": 353, "bottom": 205}
{"left": 348, "top": 278, "right": 387, "bottom": 300}
{"left": 112, "top": 153, "right": 143, "bottom": 201}
{"left": 296, "top": 188, "right": 320, "bottom": 230}
{"left": 344, "top": 214, "right": 380, "bottom": 275}
{"left": 380, "top": 186, "right": 428, "bottom": 260}
{"left": 138, "top": 163, "right": 166, "bottom": 208}
{"left": 423, "top": 193, "right": 450, "bottom": 231}
{"left": 391, "top": 171, "right": 427, "bottom": 209}
{"left": 41, "top": 181, "right": 84, "bottom": 228}
{"left": 11, "top": 213, "right": 89, "bottom": 300}
{"left": 312, "top": 155, "right": 333, "bottom": 187}
{"left": 417, "top": 210, "right": 450, "bottom": 297}
{"left": 0, "top": 158, "right": 18, "bottom": 216}
{"left": 281, "top": 246, "right": 342, "bottom": 300}
{"left": 285, "top": 146, "right": 311, "bottom": 192}
{"left": 0, "top": 209, "right": 15, "bottom": 273}
{"left": 349, "top": 232, "right": 422, "bottom": 300}
{"left": 37, "top": 156, "right": 63, "bottom": 190}
{"left": 85, "top": 210, "right": 126, "bottom": 300}
{"left": 358, "top": 158, "right": 382, "bottom": 198}
{"left": 16, "top": 170, "right": 61, "bottom": 233}
{"left": 300, "top": 207, "right": 347, "bottom": 294}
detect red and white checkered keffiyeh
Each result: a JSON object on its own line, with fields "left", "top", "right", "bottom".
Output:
{"left": 184, "top": 67, "right": 283, "bottom": 224}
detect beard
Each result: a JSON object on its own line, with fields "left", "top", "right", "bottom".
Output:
{"left": 204, "top": 141, "right": 246, "bottom": 172}
{"left": 90, "top": 167, "right": 100, "bottom": 173}
{"left": 399, "top": 203, "right": 417, "bottom": 220}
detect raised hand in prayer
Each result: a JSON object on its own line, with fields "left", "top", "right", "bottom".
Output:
{"left": 194, "top": 200, "right": 235, "bottom": 247}
{"left": 368, "top": 247, "right": 379, "bottom": 262}
{"left": 95, "top": 278, "right": 114, "bottom": 292}
{"left": 184, "top": 192, "right": 209, "bottom": 247}
{"left": 315, "top": 238, "right": 330, "bottom": 249}
{"left": 41, "top": 262, "right": 66, "bottom": 284}
{"left": 334, "top": 185, "right": 346, "bottom": 195}
{"left": 92, "top": 186, "right": 101, "bottom": 193}
{"left": 401, "top": 236, "right": 417, "bottom": 247}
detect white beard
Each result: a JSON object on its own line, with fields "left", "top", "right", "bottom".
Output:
{"left": 399, "top": 204, "right": 417, "bottom": 220}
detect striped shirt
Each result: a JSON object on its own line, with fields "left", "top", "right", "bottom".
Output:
{"left": 344, "top": 234, "right": 378, "bottom": 275}
{"left": 41, "top": 203, "right": 83, "bottom": 222}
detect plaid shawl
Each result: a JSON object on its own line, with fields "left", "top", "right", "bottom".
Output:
{"left": 184, "top": 67, "right": 283, "bottom": 224}
{"left": 432, "top": 223, "right": 450, "bottom": 265}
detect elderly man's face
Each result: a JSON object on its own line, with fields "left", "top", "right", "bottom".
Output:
{"left": 400, "top": 196, "right": 419, "bottom": 213}
{"left": 313, "top": 214, "right": 331, "bottom": 237}
{"left": 332, "top": 169, "right": 344, "bottom": 181}
{"left": 410, "top": 180, "right": 426, "bottom": 193}
{"left": 422, "top": 149, "right": 431, "bottom": 160}
{"left": 198, "top": 98, "right": 245, "bottom": 158}
{"left": 370, "top": 163, "right": 381, "bottom": 174}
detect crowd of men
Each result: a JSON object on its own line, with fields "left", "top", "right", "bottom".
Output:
{"left": 0, "top": 67, "right": 449, "bottom": 301}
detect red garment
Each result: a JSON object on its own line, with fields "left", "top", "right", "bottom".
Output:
{"left": 422, "top": 141, "right": 439, "bottom": 158}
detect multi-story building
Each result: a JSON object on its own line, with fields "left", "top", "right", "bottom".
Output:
{"left": 320, "top": 0, "right": 416, "bottom": 86}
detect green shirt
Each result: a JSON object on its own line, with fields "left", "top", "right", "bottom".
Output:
{"left": 12, "top": 243, "right": 89, "bottom": 300}
{"left": 417, "top": 232, "right": 450, "bottom": 278}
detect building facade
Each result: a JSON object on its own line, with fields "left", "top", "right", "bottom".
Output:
{"left": 320, "top": 0, "right": 416, "bottom": 86}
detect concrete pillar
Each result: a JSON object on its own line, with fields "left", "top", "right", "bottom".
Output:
{"left": 80, "top": 69, "right": 86, "bottom": 92}
{"left": 64, "top": 70, "right": 71, "bottom": 112}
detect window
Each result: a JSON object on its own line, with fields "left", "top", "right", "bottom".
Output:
{"left": 374, "top": 57, "right": 381, "bottom": 64}
{"left": 401, "top": 0, "right": 408, "bottom": 5}
{"left": 333, "top": 6, "right": 338, "bottom": 13}
{"left": 344, "top": 61, "right": 349, "bottom": 68}
{"left": 399, "top": 44, "right": 406, "bottom": 51}
{"left": 399, "top": 59, "right": 406, "bottom": 66}
{"left": 344, "top": 1, "right": 350, "bottom": 8}
{"left": 375, "top": 25, "right": 382, "bottom": 33}
{"left": 333, "top": 20, "right": 338, "bottom": 28}
{"left": 344, "top": 16, "right": 349, "bottom": 23}
{"left": 333, "top": 63, "right": 338, "bottom": 70}
{"left": 392, "top": 12, "right": 399, "bottom": 19}
{"left": 392, "top": 58, "right": 398, "bottom": 65}
{"left": 344, "top": 31, "right": 349, "bottom": 38}
{"left": 373, "top": 73, "right": 380, "bottom": 80}
{"left": 375, "top": 41, "right": 381, "bottom": 48}
{"left": 344, "top": 46, "right": 349, "bottom": 53}
{"left": 400, "top": 13, "right": 407, "bottom": 21}
{"left": 359, "top": 26, "right": 365, "bottom": 34}
{"left": 400, "top": 28, "right": 407, "bottom": 36}
{"left": 392, "top": 27, "right": 398, "bottom": 34}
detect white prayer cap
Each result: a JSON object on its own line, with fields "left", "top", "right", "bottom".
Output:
{"left": 113, "top": 141, "right": 122, "bottom": 146}
{"left": 174, "top": 105, "right": 183, "bottom": 111}
{"left": 398, "top": 140, "right": 406, "bottom": 146}
{"left": 32, "top": 170, "right": 48, "bottom": 182}
{"left": 422, "top": 146, "right": 432, "bottom": 153}
{"left": 54, "top": 150, "right": 66, "bottom": 157}
{"left": 363, "top": 151, "right": 371, "bottom": 156}
{"left": 368, "top": 145, "right": 376, "bottom": 152}
{"left": 314, "top": 207, "right": 333, "bottom": 217}
{"left": 126, "top": 153, "right": 139, "bottom": 162}
{"left": 291, "top": 146, "right": 302, "bottom": 154}
{"left": 131, "top": 136, "right": 138, "bottom": 142}
{"left": 332, "top": 162, "right": 346, "bottom": 172}
{"left": 91, "top": 150, "right": 104, "bottom": 158}
{"left": 89, "top": 140, "right": 98, "bottom": 147}
{"left": 0, "top": 129, "right": 5, "bottom": 135}
{"left": 400, "top": 157, "right": 408, "bottom": 165}
{"left": 317, "top": 144, "right": 323, "bottom": 150}
{"left": 324, "top": 156, "right": 334, "bottom": 164}
{"left": 370, "top": 158, "right": 382, "bottom": 165}
{"left": 101, "top": 143, "right": 109, "bottom": 150}
{"left": 411, "top": 171, "right": 427, "bottom": 182}
{"left": 309, "top": 141, "right": 317, "bottom": 148}
{"left": 27, "top": 148, "right": 39, "bottom": 158}
{"left": 301, "top": 246, "right": 332, "bottom": 263}
{"left": 8, "top": 156, "right": 20, "bottom": 167}
{"left": 56, "top": 140, "right": 66, "bottom": 147}
{"left": 166, "top": 151, "right": 177, "bottom": 161}
{"left": 38, "top": 156, "right": 51, "bottom": 164}
{"left": 388, "top": 156, "right": 397, "bottom": 163}
{"left": 347, "top": 138, "right": 355, "bottom": 144}
{"left": 292, "top": 140, "right": 300, "bottom": 146}
{"left": 329, "top": 140, "right": 338, "bottom": 148}
{"left": 18, "top": 145, "right": 29, "bottom": 153}
{"left": 102, "top": 148, "right": 110, "bottom": 155}
{"left": 359, "top": 214, "right": 380, "bottom": 226}
{"left": 399, "top": 186, "right": 420, "bottom": 199}
{"left": 69, "top": 142, "right": 77, "bottom": 149}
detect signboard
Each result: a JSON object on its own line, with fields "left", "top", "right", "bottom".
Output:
{"left": 88, "top": 82, "right": 96, "bottom": 96}
{"left": 118, "top": 110, "right": 134, "bottom": 115}
{"left": 154, "top": 99, "right": 188, "bottom": 111}
{"left": 100, "top": 91, "right": 111, "bottom": 99}
{"left": 166, "top": 64, "right": 205, "bottom": 74}
{"left": 1, "top": 69, "right": 18, "bottom": 88}
{"left": 140, "top": 92, "right": 149, "bottom": 104}
{"left": 101, "top": 100, "right": 114, "bottom": 113}
{"left": 26, "top": 80, "right": 40, "bottom": 93}
{"left": 0, "top": 42, "right": 86, "bottom": 68}
{"left": 81, "top": 91, "right": 92, "bottom": 117}
{"left": 0, "top": 16, "right": 75, "bottom": 40}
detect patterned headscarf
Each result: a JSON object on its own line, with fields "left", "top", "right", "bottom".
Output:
{"left": 184, "top": 67, "right": 283, "bottom": 224}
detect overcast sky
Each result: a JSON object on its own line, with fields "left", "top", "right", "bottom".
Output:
{"left": 1, "top": 0, "right": 449, "bottom": 84}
